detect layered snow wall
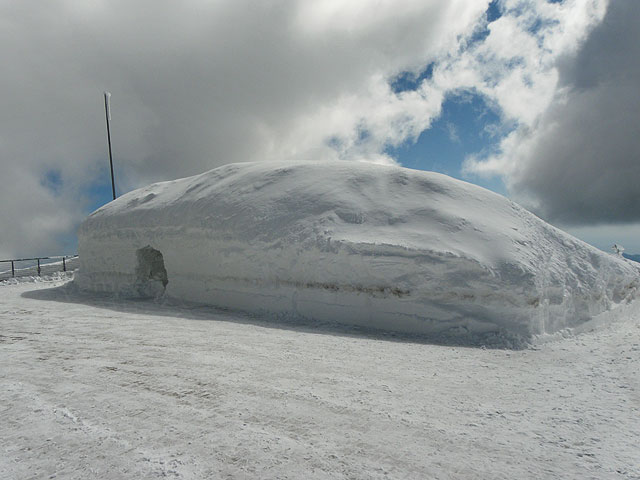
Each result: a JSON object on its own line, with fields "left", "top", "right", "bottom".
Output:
{"left": 76, "top": 161, "right": 639, "bottom": 342}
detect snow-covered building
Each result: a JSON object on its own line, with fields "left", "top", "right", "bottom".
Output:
{"left": 76, "top": 161, "right": 639, "bottom": 343}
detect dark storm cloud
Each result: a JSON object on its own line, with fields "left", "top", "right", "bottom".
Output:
{"left": 508, "top": 0, "right": 640, "bottom": 224}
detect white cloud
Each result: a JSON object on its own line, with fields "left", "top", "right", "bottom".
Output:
{"left": 0, "top": 0, "right": 491, "bottom": 256}
{"left": 1, "top": 0, "right": 636, "bottom": 257}
{"left": 436, "top": 0, "right": 608, "bottom": 129}
{"left": 1, "top": 0, "right": 496, "bottom": 257}
{"left": 462, "top": 0, "right": 640, "bottom": 227}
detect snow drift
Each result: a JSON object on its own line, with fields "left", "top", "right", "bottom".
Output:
{"left": 76, "top": 161, "right": 639, "bottom": 342}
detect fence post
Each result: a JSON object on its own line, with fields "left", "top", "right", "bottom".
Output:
{"left": 11, "top": 261, "right": 15, "bottom": 277}
{"left": 37, "top": 258, "right": 41, "bottom": 276}
{"left": 63, "top": 257, "right": 66, "bottom": 272}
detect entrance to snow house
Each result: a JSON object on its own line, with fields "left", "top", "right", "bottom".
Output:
{"left": 135, "top": 246, "right": 168, "bottom": 298}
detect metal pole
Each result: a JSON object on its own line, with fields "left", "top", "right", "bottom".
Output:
{"left": 63, "top": 257, "right": 66, "bottom": 272}
{"left": 104, "top": 91, "right": 116, "bottom": 200}
{"left": 11, "top": 261, "right": 14, "bottom": 277}
{"left": 37, "top": 258, "right": 41, "bottom": 276}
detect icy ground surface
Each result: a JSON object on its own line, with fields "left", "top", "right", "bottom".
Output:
{"left": 2, "top": 278, "right": 639, "bottom": 479}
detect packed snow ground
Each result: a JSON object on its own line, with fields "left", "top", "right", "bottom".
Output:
{"left": 1, "top": 276, "right": 639, "bottom": 479}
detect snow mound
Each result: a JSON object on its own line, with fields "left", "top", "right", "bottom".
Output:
{"left": 76, "top": 161, "right": 639, "bottom": 343}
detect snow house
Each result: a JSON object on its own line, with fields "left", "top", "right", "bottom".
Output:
{"left": 76, "top": 161, "right": 639, "bottom": 343}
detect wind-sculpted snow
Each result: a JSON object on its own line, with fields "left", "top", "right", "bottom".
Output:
{"left": 76, "top": 161, "right": 639, "bottom": 344}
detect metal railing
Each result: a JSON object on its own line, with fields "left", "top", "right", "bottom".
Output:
{"left": 0, "top": 255, "right": 78, "bottom": 279}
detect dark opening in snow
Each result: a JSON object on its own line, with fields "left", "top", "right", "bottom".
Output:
{"left": 135, "top": 246, "right": 168, "bottom": 298}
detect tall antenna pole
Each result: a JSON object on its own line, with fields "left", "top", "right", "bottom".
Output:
{"left": 104, "top": 91, "right": 116, "bottom": 200}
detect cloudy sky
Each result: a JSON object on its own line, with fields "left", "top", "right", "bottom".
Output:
{"left": 1, "top": 0, "right": 638, "bottom": 259}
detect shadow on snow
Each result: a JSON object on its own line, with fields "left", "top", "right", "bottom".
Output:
{"left": 21, "top": 281, "right": 527, "bottom": 350}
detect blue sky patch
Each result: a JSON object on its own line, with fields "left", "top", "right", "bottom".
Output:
{"left": 462, "top": 1, "right": 503, "bottom": 53}
{"left": 390, "top": 63, "right": 434, "bottom": 94}
{"left": 487, "top": 0, "right": 502, "bottom": 22}
{"left": 388, "top": 90, "right": 507, "bottom": 194}
{"left": 40, "top": 169, "right": 63, "bottom": 196}
{"left": 85, "top": 167, "right": 117, "bottom": 214}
